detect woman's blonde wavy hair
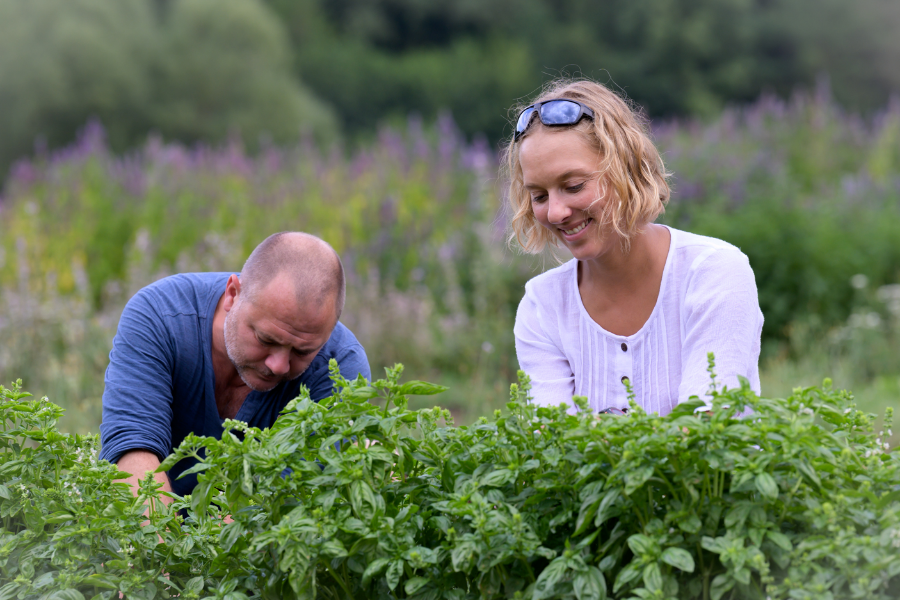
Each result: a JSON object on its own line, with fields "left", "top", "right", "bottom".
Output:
{"left": 502, "top": 78, "right": 670, "bottom": 254}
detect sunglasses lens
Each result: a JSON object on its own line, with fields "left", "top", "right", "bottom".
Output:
{"left": 515, "top": 107, "right": 537, "bottom": 135}
{"left": 540, "top": 100, "right": 581, "bottom": 125}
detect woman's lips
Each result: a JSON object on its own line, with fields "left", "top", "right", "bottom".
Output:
{"left": 560, "top": 218, "right": 592, "bottom": 240}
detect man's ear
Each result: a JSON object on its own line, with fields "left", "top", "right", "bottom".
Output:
{"left": 223, "top": 274, "right": 242, "bottom": 312}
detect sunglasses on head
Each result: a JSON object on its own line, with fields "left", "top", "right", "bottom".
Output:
{"left": 514, "top": 98, "right": 595, "bottom": 141}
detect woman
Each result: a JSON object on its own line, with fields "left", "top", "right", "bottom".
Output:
{"left": 506, "top": 79, "right": 763, "bottom": 415}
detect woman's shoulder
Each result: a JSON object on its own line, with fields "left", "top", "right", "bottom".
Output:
{"left": 668, "top": 227, "right": 751, "bottom": 273}
{"left": 523, "top": 258, "right": 578, "bottom": 297}
{"left": 666, "top": 228, "right": 758, "bottom": 305}
{"left": 516, "top": 259, "right": 579, "bottom": 338}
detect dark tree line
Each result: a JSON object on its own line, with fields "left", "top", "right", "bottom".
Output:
{"left": 269, "top": 0, "right": 900, "bottom": 140}
{"left": 1, "top": 0, "right": 898, "bottom": 180}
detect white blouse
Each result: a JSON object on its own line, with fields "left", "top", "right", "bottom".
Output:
{"left": 514, "top": 226, "right": 763, "bottom": 415}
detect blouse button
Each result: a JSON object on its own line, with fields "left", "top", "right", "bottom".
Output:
{"left": 621, "top": 375, "right": 629, "bottom": 384}
{"left": 621, "top": 342, "right": 628, "bottom": 352}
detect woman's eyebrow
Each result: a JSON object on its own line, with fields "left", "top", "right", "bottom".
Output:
{"left": 524, "top": 170, "right": 591, "bottom": 188}
{"left": 557, "top": 169, "right": 592, "bottom": 180}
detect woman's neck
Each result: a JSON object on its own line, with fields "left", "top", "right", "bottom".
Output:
{"left": 577, "top": 223, "right": 671, "bottom": 336}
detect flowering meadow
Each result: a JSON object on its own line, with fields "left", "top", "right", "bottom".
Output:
{"left": 1, "top": 89, "right": 900, "bottom": 437}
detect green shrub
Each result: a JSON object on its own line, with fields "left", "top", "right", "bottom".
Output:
{"left": 0, "top": 380, "right": 209, "bottom": 599}
{"left": 0, "top": 0, "right": 334, "bottom": 180}
{"left": 0, "top": 0, "right": 156, "bottom": 174}
{"left": 2, "top": 361, "right": 898, "bottom": 599}
{"left": 151, "top": 0, "right": 336, "bottom": 146}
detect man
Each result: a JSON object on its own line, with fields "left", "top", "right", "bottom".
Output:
{"left": 99, "top": 232, "right": 370, "bottom": 498}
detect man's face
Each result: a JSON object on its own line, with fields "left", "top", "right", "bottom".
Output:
{"left": 223, "top": 275, "right": 336, "bottom": 392}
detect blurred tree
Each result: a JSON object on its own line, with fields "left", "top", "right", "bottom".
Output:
{"left": 1, "top": 0, "right": 898, "bottom": 176}
{"left": 0, "top": 0, "right": 335, "bottom": 182}
{"left": 150, "top": 0, "right": 336, "bottom": 145}
{"left": 0, "top": 0, "right": 156, "bottom": 171}
{"left": 773, "top": 0, "right": 900, "bottom": 113}
{"left": 295, "top": 36, "right": 534, "bottom": 138}
{"left": 265, "top": 0, "right": 900, "bottom": 142}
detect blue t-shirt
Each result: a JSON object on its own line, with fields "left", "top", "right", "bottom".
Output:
{"left": 98, "top": 272, "right": 371, "bottom": 496}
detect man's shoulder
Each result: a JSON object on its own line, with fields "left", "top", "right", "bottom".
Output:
{"left": 295, "top": 321, "right": 371, "bottom": 390}
{"left": 321, "top": 321, "right": 366, "bottom": 356}
{"left": 134, "top": 272, "right": 234, "bottom": 316}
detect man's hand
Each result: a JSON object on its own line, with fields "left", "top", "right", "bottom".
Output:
{"left": 117, "top": 450, "right": 174, "bottom": 506}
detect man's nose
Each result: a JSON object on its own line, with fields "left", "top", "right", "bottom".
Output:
{"left": 547, "top": 191, "right": 571, "bottom": 224}
{"left": 266, "top": 348, "right": 291, "bottom": 375}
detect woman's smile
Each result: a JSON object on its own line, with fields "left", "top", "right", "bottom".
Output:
{"left": 518, "top": 127, "right": 613, "bottom": 261}
{"left": 560, "top": 218, "right": 593, "bottom": 238}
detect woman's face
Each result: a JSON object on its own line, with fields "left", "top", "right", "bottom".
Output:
{"left": 518, "top": 126, "right": 614, "bottom": 261}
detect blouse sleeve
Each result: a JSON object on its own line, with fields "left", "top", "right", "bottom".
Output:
{"left": 678, "top": 247, "right": 764, "bottom": 404}
{"left": 514, "top": 282, "right": 577, "bottom": 409}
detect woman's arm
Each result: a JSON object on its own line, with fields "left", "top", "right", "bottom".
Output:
{"left": 514, "top": 285, "right": 578, "bottom": 409}
{"left": 677, "top": 248, "right": 764, "bottom": 404}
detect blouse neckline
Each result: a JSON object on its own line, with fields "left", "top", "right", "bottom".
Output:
{"left": 570, "top": 225, "right": 676, "bottom": 341}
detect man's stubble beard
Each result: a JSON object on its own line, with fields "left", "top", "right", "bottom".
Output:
{"left": 223, "top": 299, "right": 278, "bottom": 393}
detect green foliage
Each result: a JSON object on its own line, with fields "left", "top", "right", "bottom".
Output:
{"left": 150, "top": 0, "right": 336, "bottom": 145}
{"left": 2, "top": 0, "right": 899, "bottom": 174}
{"left": 294, "top": 36, "right": 533, "bottom": 140}
{"left": 0, "top": 380, "right": 212, "bottom": 599}
{"left": 0, "top": 0, "right": 335, "bottom": 180}
{"left": 161, "top": 362, "right": 900, "bottom": 599}
{"left": 6, "top": 363, "right": 897, "bottom": 598}
{"left": 0, "top": 0, "right": 156, "bottom": 173}
{"left": 269, "top": 0, "right": 900, "bottom": 141}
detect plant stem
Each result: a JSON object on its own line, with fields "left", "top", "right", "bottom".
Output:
{"left": 324, "top": 561, "right": 354, "bottom": 600}
{"left": 776, "top": 476, "right": 804, "bottom": 527}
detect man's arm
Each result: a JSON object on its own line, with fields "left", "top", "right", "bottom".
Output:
{"left": 99, "top": 287, "right": 177, "bottom": 492}
{"left": 117, "top": 450, "right": 174, "bottom": 505}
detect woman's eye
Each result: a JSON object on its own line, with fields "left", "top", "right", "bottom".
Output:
{"left": 531, "top": 194, "right": 547, "bottom": 203}
{"left": 567, "top": 183, "right": 585, "bottom": 193}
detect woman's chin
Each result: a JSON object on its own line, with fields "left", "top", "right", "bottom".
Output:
{"left": 559, "top": 234, "right": 607, "bottom": 261}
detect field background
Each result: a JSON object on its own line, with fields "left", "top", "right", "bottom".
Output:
{"left": 0, "top": 0, "right": 898, "bottom": 445}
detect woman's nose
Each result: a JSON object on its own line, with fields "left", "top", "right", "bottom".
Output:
{"left": 547, "top": 192, "right": 571, "bottom": 224}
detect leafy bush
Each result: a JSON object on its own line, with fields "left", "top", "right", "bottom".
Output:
{"left": 2, "top": 361, "right": 898, "bottom": 599}
{"left": 0, "top": 0, "right": 334, "bottom": 180}
{"left": 150, "top": 0, "right": 336, "bottom": 146}
{"left": 0, "top": 380, "right": 210, "bottom": 599}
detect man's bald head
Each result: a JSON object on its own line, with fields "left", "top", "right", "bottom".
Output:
{"left": 239, "top": 232, "right": 345, "bottom": 321}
